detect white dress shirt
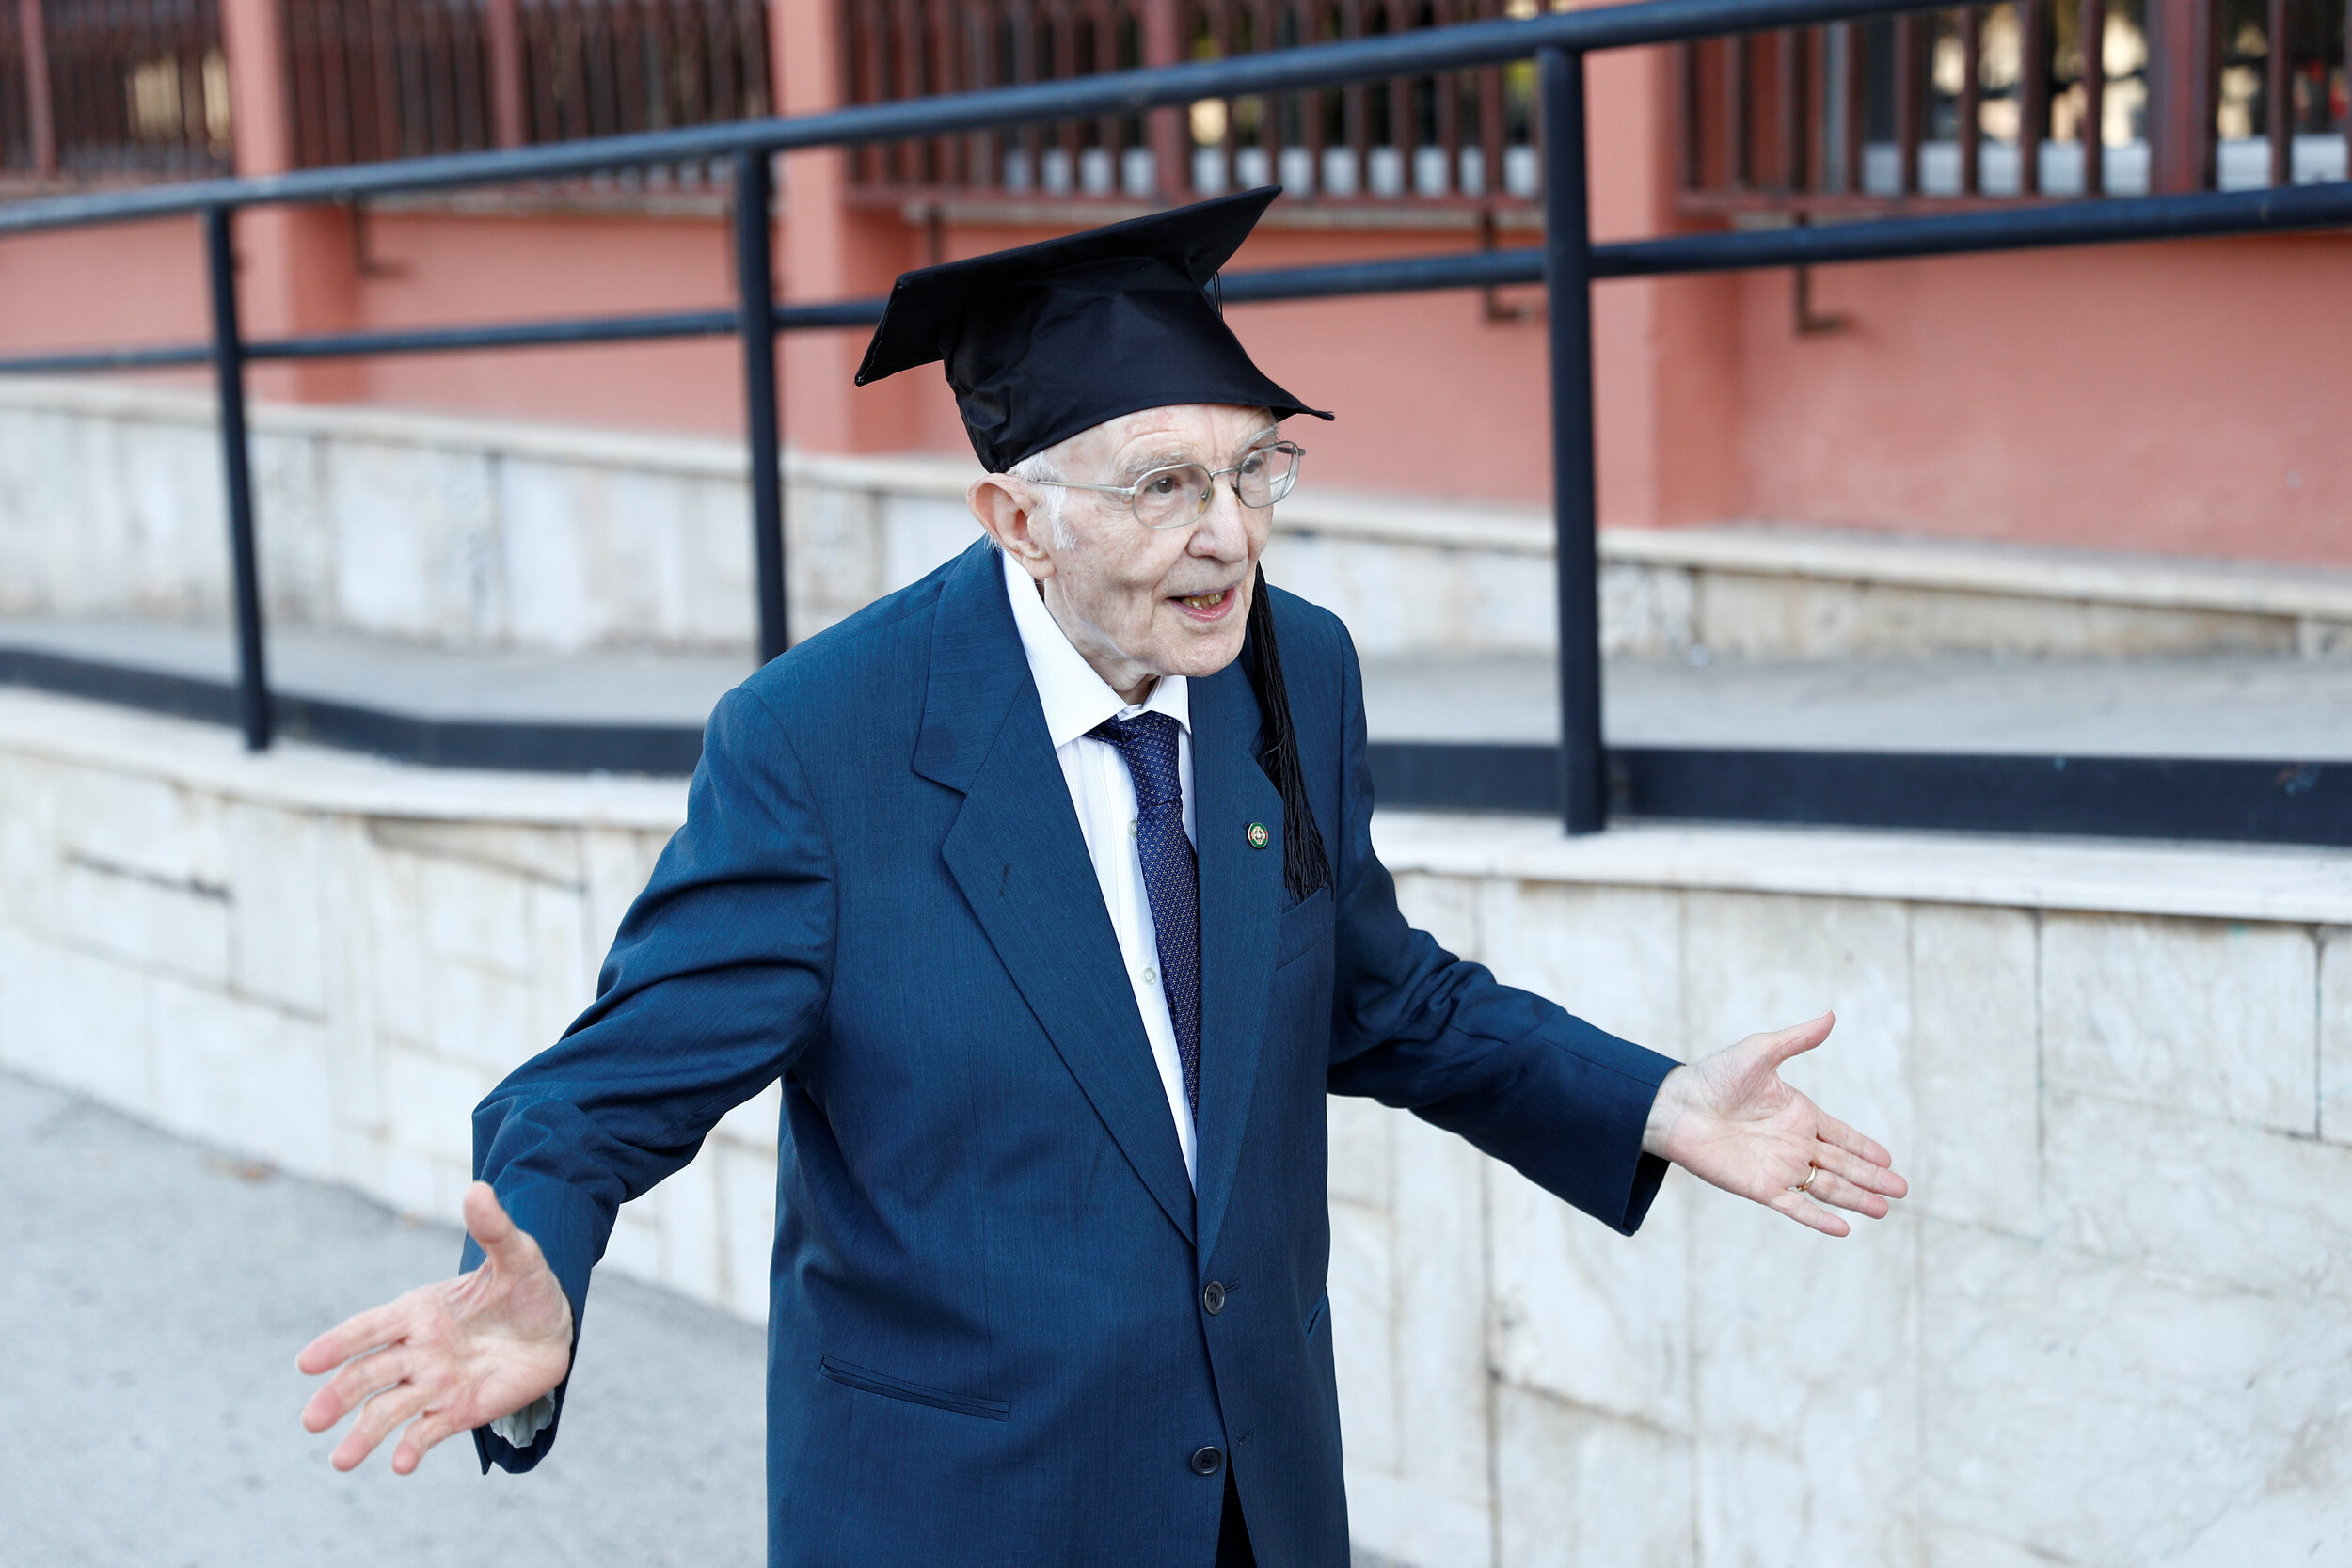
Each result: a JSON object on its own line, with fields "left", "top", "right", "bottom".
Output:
{"left": 1000, "top": 548, "right": 1200, "bottom": 1185}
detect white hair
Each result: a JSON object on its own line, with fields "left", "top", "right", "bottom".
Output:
{"left": 1006, "top": 443, "right": 1077, "bottom": 550}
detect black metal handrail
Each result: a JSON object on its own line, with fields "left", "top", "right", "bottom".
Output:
{"left": 2, "top": 0, "right": 2348, "bottom": 842}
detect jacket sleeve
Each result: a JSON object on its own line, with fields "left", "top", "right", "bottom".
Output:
{"left": 465, "top": 683, "right": 835, "bottom": 1471}
{"left": 1319, "top": 626, "right": 1678, "bottom": 1236}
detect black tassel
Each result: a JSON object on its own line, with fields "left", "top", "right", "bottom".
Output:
{"left": 1245, "top": 563, "right": 1330, "bottom": 903}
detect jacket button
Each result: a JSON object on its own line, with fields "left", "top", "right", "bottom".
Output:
{"left": 1202, "top": 1281, "right": 1227, "bottom": 1315}
{"left": 1189, "top": 1445, "right": 1224, "bottom": 1476}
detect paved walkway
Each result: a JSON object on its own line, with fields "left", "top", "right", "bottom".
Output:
{"left": 9, "top": 614, "right": 2352, "bottom": 760}
{"left": 0, "top": 1067, "right": 767, "bottom": 1568}
{"left": 1, "top": 1068, "right": 1411, "bottom": 1568}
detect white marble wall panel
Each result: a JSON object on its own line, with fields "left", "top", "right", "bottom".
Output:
{"left": 877, "top": 494, "right": 984, "bottom": 599}
{"left": 498, "top": 458, "right": 755, "bottom": 653}
{"left": 2323, "top": 927, "right": 2351, "bottom": 1146}
{"left": 716, "top": 1139, "right": 780, "bottom": 1320}
{"left": 1690, "top": 1201, "right": 1923, "bottom": 1568}
{"left": 1489, "top": 1164, "right": 1692, "bottom": 1432}
{"left": 1260, "top": 531, "right": 1554, "bottom": 658}
{"left": 0, "top": 403, "right": 228, "bottom": 619}
{"left": 782, "top": 478, "right": 882, "bottom": 645}
{"left": 1493, "top": 1385, "right": 1696, "bottom": 1568}
{"left": 2042, "top": 1087, "right": 2352, "bottom": 1309}
{"left": 322, "top": 436, "right": 501, "bottom": 643}
{"left": 56, "top": 850, "right": 232, "bottom": 985}
{"left": 0, "top": 753, "right": 62, "bottom": 920}
{"left": 1597, "top": 560, "right": 1698, "bottom": 659}
{"left": 0, "top": 924, "right": 157, "bottom": 1117}
{"left": 1683, "top": 891, "right": 1915, "bottom": 1159}
{"left": 1343, "top": 1115, "right": 1497, "bottom": 1568}
{"left": 1476, "top": 882, "right": 1685, "bottom": 1060}
{"left": 1921, "top": 1219, "right": 2352, "bottom": 1566}
{"left": 1328, "top": 1193, "right": 1397, "bottom": 1472}
{"left": 225, "top": 800, "right": 329, "bottom": 1015}
{"left": 2042, "top": 912, "right": 2318, "bottom": 1133}
{"left": 151, "top": 974, "right": 338, "bottom": 1180}
{"left": 1326, "top": 1091, "right": 1392, "bottom": 1211}
{"left": 1680, "top": 891, "right": 1920, "bottom": 1567}
{"left": 1910, "top": 904, "right": 2039, "bottom": 1234}
{"left": 1391, "top": 871, "right": 1482, "bottom": 963}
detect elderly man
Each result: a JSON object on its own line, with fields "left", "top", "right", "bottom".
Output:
{"left": 296, "top": 189, "right": 1904, "bottom": 1568}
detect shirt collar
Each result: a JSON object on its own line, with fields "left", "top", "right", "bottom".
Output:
{"left": 1001, "top": 546, "right": 1189, "bottom": 750}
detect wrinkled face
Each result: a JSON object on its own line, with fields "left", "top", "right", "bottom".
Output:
{"left": 970, "top": 403, "right": 1279, "bottom": 703}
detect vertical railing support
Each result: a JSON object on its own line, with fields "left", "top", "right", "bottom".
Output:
{"left": 1538, "top": 47, "right": 1605, "bottom": 836}
{"left": 2081, "top": 0, "right": 2106, "bottom": 196}
{"left": 1140, "top": 0, "right": 1186, "bottom": 197}
{"left": 2264, "top": 0, "right": 2288, "bottom": 185}
{"left": 486, "top": 0, "right": 527, "bottom": 149}
{"left": 734, "top": 146, "right": 788, "bottom": 665}
{"left": 202, "top": 205, "right": 272, "bottom": 752}
{"left": 17, "top": 0, "right": 54, "bottom": 176}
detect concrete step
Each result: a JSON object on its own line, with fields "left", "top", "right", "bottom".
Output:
{"left": 7, "top": 614, "right": 2346, "bottom": 766}
{"left": 7, "top": 378, "right": 2347, "bottom": 666}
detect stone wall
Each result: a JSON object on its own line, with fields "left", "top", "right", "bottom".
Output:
{"left": 2, "top": 686, "right": 2349, "bottom": 1565}
{"left": 8, "top": 379, "right": 2350, "bottom": 664}
{"left": 1349, "top": 820, "right": 2352, "bottom": 1567}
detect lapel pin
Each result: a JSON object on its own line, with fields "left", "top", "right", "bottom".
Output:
{"left": 1246, "top": 822, "right": 1271, "bottom": 850}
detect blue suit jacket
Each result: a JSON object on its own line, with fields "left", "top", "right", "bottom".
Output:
{"left": 467, "top": 538, "right": 1676, "bottom": 1567}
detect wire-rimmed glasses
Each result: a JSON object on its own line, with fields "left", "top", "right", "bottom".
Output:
{"left": 1028, "top": 440, "right": 1304, "bottom": 531}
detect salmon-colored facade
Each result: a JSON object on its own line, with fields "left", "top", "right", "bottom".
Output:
{"left": 1, "top": 0, "right": 2345, "bottom": 564}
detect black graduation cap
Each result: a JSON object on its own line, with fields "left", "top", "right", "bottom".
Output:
{"left": 853, "top": 186, "right": 1331, "bottom": 473}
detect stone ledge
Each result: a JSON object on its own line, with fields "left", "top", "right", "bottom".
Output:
{"left": 1372, "top": 811, "right": 2352, "bottom": 926}
{"left": 10, "top": 376, "right": 2345, "bottom": 641}
{"left": 1610, "top": 521, "right": 2352, "bottom": 624}
{"left": 0, "top": 689, "right": 690, "bottom": 832}
{"left": 7, "top": 688, "right": 2345, "bottom": 925}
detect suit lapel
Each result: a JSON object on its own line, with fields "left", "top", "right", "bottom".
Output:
{"left": 919, "top": 543, "right": 1195, "bottom": 1244}
{"left": 1187, "top": 656, "right": 1286, "bottom": 1263}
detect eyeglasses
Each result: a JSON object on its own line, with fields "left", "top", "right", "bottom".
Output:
{"left": 1028, "top": 440, "right": 1304, "bottom": 531}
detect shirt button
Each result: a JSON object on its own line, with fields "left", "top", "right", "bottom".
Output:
{"left": 1141, "top": 967, "right": 1156, "bottom": 986}
{"left": 1189, "top": 1445, "right": 1224, "bottom": 1476}
{"left": 1202, "top": 1281, "right": 1226, "bottom": 1315}
{"left": 1129, "top": 818, "right": 1139, "bottom": 838}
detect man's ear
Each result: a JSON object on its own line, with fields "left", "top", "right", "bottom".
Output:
{"left": 968, "top": 475, "right": 1054, "bottom": 581}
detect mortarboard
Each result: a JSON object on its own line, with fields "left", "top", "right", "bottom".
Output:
{"left": 853, "top": 186, "right": 1332, "bottom": 472}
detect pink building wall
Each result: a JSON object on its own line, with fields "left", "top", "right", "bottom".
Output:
{"left": 1, "top": 7, "right": 2344, "bottom": 566}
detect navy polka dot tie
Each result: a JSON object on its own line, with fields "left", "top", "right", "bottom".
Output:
{"left": 1089, "top": 711, "right": 1200, "bottom": 1117}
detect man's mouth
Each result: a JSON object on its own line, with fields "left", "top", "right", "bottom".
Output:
{"left": 1169, "top": 586, "right": 1238, "bottom": 621}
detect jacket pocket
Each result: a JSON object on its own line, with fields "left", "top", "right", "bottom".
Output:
{"left": 819, "top": 1356, "right": 1011, "bottom": 1421}
{"left": 1274, "top": 885, "right": 1335, "bottom": 971}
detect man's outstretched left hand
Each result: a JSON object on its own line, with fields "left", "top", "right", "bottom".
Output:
{"left": 1641, "top": 1011, "right": 1908, "bottom": 1237}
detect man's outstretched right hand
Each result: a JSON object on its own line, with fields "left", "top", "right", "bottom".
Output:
{"left": 297, "top": 1180, "right": 575, "bottom": 1475}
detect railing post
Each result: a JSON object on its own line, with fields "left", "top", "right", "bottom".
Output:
{"left": 2264, "top": 0, "right": 2288, "bottom": 185}
{"left": 1538, "top": 46, "right": 1605, "bottom": 836}
{"left": 17, "top": 0, "right": 53, "bottom": 176}
{"left": 486, "top": 0, "right": 526, "bottom": 149}
{"left": 202, "top": 205, "right": 272, "bottom": 752}
{"left": 2081, "top": 0, "right": 2106, "bottom": 195}
{"left": 734, "top": 146, "right": 788, "bottom": 665}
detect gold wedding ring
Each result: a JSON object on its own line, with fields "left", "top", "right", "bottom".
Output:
{"left": 1792, "top": 1164, "right": 1820, "bottom": 1194}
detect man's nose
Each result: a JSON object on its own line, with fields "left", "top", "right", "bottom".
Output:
{"left": 1186, "top": 478, "right": 1252, "bottom": 560}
